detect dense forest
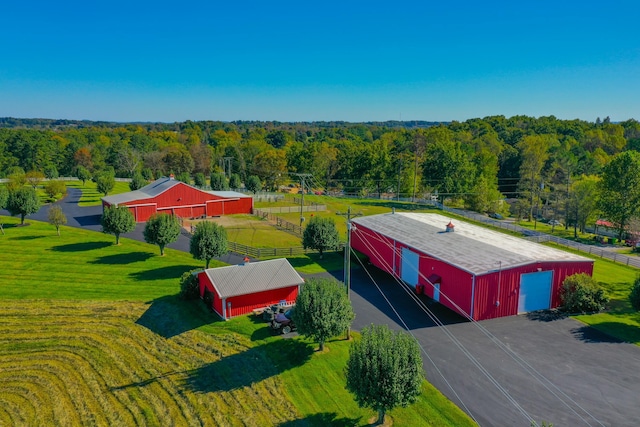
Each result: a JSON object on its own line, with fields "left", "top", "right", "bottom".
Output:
{"left": 2, "top": 115, "right": 640, "bottom": 235}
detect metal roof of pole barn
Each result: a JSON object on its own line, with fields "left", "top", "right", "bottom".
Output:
{"left": 102, "top": 177, "right": 251, "bottom": 206}
{"left": 352, "top": 213, "right": 591, "bottom": 276}
{"left": 202, "top": 258, "right": 304, "bottom": 299}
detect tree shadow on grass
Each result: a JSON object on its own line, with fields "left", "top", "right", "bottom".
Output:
{"left": 249, "top": 314, "right": 275, "bottom": 341}
{"left": 184, "top": 338, "right": 313, "bottom": 393}
{"left": 50, "top": 241, "right": 112, "bottom": 252}
{"left": 136, "top": 294, "right": 219, "bottom": 338}
{"left": 571, "top": 322, "right": 640, "bottom": 344}
{"left": 10, "top": 235, "right": 47, "bottom": 240}
{"left": 91, "top": 251, "right": 154, "bottom": 265}
{"left": 278, "top": 413, "right": 361, "bottom": 427}
{"left": 129, "top": 265, "right": 197, "bottom": 281}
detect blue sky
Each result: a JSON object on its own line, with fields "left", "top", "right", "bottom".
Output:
{"left": 1, "top": 1, "right": 638, "bottom": 123}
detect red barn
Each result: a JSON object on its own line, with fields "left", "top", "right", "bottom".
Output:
{"left": 351, "top": 212, "right": 594, "bottom": 321}
{"left": 101, "top": 176, "right": 253, "bottom": 222}
{"left": 198, "top": 258, "right": 304, "bottom": 320}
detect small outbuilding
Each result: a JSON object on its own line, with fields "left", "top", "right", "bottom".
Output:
{"left": 351, "top": 212, "right": 594, "bottom": 321}
{"left": 198, "top": 258, "right": 304, "bottom": 320}
{"left": 101, "top": 176, "right": 253, "bottom": 222}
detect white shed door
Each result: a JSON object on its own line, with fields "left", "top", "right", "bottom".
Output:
{"left": 401, "top": 247, "right": 419, "bottom": 288}
{"left": 518, "top": 271, "right": 553, "bottom": 313}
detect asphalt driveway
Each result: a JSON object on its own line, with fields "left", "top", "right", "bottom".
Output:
{"left": 343, "top": 267, "right": 640, "bottom": 427}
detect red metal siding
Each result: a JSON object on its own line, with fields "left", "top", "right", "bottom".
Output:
{"left": 119, "top": 182, "right": 252, "bottom": 221}
{"left": 226, "top": 286, "right": 299, "bottom": 318}
{"left": 131, "top": 205, "right": 157, "bottom": 222}
{"left": 540, "top": 261, "right": 594, "bottom": 308}
{"left": 352, "top": 225, "right": 474, "bottom": 319}
{"left": 351, "top": 225, "right": 396, "bottom": 276}
{"left": 414, "top": 251, "right": 474, "bottom": 319}
{"left": 206, "top": 201, "right": 224, "bottom": 216}
{"left": 198, "top": 271, "right": 224, "bottom": 318}
{"left": 473, "top": 260, "right": 594, "bottom": 320}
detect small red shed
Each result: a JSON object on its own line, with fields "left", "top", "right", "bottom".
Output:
{"left": 198, "top": 258, "right": 304, "bottom": 320}
{"left": 351, "top": 212, "right": 594, "bottom": 321}
{"left": 101, "top": 176, "right": 253, "bottom": 222}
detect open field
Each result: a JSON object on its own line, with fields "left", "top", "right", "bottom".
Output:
{"left": 0, "top": 216, "right": 475, "bottom": 426}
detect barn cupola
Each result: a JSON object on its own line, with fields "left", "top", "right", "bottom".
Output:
{"left": 169, "top": 173, "right": 175, "bottom": 180}
{"left": 446, "top": 221, "right": 455, "bottom": 232}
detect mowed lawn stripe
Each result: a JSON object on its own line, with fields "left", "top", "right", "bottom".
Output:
{"left": 0, "top": 217, "right": 216, "bottom": 301}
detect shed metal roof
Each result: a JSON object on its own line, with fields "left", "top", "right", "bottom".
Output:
{"left": 102, "top": 177, "right": 252, "bottom": 206}
{"left": 203, "top": 258, "right": 304, "bottom": 299}
{"left": 352, "top": 212, "right": 591, "bottom": 275}
{"left": 102, "top": 177, "right": 180, "bottom": 205}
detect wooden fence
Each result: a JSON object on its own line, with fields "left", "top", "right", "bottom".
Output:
{"left": 227, "top": 241, "right": 309, "bottom": 258}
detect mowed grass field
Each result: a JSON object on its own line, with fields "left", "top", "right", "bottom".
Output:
{"left": 0, "top": 216, "right": 475, "bottom": 426}
{"left": 65, "top": 180, "right": 131, "bottom": 207}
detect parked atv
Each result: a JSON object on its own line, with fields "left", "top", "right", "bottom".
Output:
{"left": 270, "top": 308, "right": 296, "bottom": 334}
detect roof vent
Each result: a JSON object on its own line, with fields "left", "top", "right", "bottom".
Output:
{"left": 446, "top": 221, "right": 455, "bottom": 232}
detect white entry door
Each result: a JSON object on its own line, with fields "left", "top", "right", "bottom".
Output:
{"left": 401, "top": 247, "right": 419, "bottom": 288}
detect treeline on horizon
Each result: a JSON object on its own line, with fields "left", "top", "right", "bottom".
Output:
{"left": 2, "top": 114, "right": 640, "bottom": 225}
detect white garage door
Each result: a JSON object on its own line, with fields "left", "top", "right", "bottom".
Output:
{"left": 518, "top": 270, "right": 553, "bottom": 313}
{"left": 401, "top": 247, "right": 419, "bottom": 288}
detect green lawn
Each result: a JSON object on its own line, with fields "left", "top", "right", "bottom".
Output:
{"left": 66, "top": 180, "right": 131, "bottom": 206}
{"left": 0, "top": 216, "right": 475, "bottom": 426}
{"left": 0, "top": 215, "right": 212, "bottom": 300}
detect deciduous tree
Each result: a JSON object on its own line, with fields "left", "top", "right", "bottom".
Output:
{"left": 246, "top": 175, "right": 262, "bottom": 194}
{"left": 302, "top": 216, "right": 340, "bottom": 259}
{"left": 291, "top": 278, "right": 354, "bottom": 351}
{"left": 48, "top": 205, "right": 67, "bottom": 236}
{"left": 210, "top": 172, "right": 228, "bottom": 191}
{"left": 96, "top": 173, "right": 115, "bottom": 196}
{"left": 129, "top": 172, "right": 147, "bottom": 191}
{"left": 598, "top": 151, "right": 640, "bottom": 239}
{"left": 25, "top": 170, "right": 45, "bottom": 189}
{"left": 7, "top": 187, "right": 41, "bottom": 225}
{"left": 101, "top": 205, "right": 136, "bottom": 245}
{"left": 190, "top": 221, "right": 228, "bottom": 268}
{"left": 345, "top": 324, "right": 423, "bottom": 424}
{"left": 43, "top": 180, "right": 67, "bottom": 201}
{"left": 144, "top": 213, "right": 181, "bottom": 256}
{"left": 76, "top": 166, "right": 91, "bottom": 186}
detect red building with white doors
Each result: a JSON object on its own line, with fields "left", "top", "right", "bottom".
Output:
{"left": 101, "top": 176, "right": 253, "bottom": 222}
{"left": 350, "top": 212, "right": 594, "bottom": 321}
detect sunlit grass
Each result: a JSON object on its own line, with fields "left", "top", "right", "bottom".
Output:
{"left": 66, "top": 180, "right": 131, "bottom": 206}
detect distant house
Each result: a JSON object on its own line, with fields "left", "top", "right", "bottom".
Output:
{"left": 351, "top": 212, "right": 594, "bottom": 321}
{"left": 198, "top": 258, "right": 304, "bottom": 320}
{"left": 101, "top": 176, "right": 253, "bottom": 222}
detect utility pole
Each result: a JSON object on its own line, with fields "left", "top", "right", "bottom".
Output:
{"left": 336, "top": 206, "right": 362, "bottom": 339}
{"left": 292, "top": 173, "right": 312, "bottom": 227}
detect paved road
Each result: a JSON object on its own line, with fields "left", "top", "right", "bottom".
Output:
{"left": 8, "top": 192, "right": 640, "bottom": 426}
{"left": 340, "top": 267, "right": 640, "bottom": 427}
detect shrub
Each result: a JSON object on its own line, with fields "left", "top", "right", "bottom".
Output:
{"left": 560, "top": 273, "right": 609, "bottom": 313}
{"left": 629, "top": 275, "right": 640, "bottom": 311}
{"left": 180, "top": 270, "right": 200, "bottom": 300}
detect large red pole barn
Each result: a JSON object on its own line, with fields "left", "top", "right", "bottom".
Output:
{"left": 198, "top": 258, "right": 303, "bottom": 320}
{"left": 351, "top": 212, "right": 594, "bottom": 321}
{"left": 101, "top": 176, "right": 253, "bottom": 222}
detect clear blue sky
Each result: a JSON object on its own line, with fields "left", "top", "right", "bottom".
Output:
{"left": 1, "top": 1, "right": 638, "bottom": 123}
